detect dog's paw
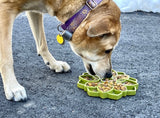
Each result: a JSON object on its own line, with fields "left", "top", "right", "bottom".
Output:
{"left": 4, "top": 83, "right": 27, "bottom": 102}
{"left": 47, "top": 61, "right": 71, "bottom": 73}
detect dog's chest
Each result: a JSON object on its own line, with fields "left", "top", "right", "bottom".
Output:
{"left": 22, "top": 0, "right": 47, "bottom": 13}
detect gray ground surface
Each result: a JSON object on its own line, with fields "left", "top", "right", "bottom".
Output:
{"left": 0, "top": 12, "right": 160, "bottom": 118}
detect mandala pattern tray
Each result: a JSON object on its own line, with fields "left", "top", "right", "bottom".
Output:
{"left": 77, "top": 70, "right": 139, "bottom": 100}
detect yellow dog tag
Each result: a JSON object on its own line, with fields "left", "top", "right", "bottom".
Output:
{"left": 56, "top": 34, "right": 64, "bottom": 45}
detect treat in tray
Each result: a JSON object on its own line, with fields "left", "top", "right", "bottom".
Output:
{"left": 84, "top": 76, "right": 94, "bottom": 80}
{"left": 87, "top": 82, "right": 99, "bottom": 87}
{"left": 114, "top": 83, "right": 127, "bottom": 91}
{"left": 98, "top": 83, "right": 113, "bottom": 92}
{"left": 116, "top": 75, "right": 129, "bottom": 80}
{"left": 123, "top": 81, "right": 134, "bottom": 85}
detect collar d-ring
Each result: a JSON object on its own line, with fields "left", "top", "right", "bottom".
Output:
{"left": 57, "top": 23, "right": 64, "bottom": 33}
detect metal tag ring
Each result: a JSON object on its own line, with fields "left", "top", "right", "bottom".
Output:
{"left": 57, "top": 24, "right": 64, "bottom": 33}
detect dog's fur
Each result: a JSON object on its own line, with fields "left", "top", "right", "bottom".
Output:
{"left": 0, "top": 0, "right": 121, "bottom": 101}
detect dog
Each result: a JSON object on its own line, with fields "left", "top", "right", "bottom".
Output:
{"left": 0, "top": 0, "right": 121, "bottom": 101}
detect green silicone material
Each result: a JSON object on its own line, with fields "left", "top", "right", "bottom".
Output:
{"left": 77, "top": 70, "right": 139, "bottom": 100}
{"left": 79, "top": 74, "right": 100, "bottom": 83}
{"left": 87, "top": 88, "right": 99, "bottom": 97}
{"left": 117, "top": 72, "right": 126, "bottom": 75}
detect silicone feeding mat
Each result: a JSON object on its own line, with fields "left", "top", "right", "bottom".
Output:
{"left": 77, "top": 70, "right": 139, "bottom": 100}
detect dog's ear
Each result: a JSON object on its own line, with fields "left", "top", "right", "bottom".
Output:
{"left": 87, "top": 18, "right": 119, "bottom": 37}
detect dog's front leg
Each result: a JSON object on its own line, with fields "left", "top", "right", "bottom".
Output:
{"left": 0, "top": 12, "right": 27, "bottom": 101}
{"left": 26, "top": 12, "right": 70, "bottom": 72}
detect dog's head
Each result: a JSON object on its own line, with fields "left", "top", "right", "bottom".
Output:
{"left": 69, "top": 0, "right": 121, "bottom": 78}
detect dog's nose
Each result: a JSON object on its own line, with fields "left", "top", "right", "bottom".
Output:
{"left": 104, "top": 72, "right": 112, "bottom": 78}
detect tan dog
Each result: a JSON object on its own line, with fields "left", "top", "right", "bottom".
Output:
{"left": 0, "top": 0, "right": 121, "bottom": 101}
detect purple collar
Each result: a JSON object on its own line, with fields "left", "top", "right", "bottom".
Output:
{"left": 60, "top": 0, "right": 103, "bottom": 33}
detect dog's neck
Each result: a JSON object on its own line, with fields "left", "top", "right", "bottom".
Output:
{"left": 46, "top": 0, "right": 86, "bottom": 23}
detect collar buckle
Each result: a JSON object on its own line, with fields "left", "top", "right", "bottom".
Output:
{"left": 86, "top": 0, "right": 98, "bottom": 10}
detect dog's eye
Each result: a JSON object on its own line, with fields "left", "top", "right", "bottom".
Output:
{"left": 100, "top": 34, "right": 105, "bottom": 38}
{"left": 105, "top": 49, "right": 113, "bottom": 54}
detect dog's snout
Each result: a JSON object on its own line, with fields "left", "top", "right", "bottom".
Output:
{"left": 104, "top": 72, "right": 112, "bottom": 78}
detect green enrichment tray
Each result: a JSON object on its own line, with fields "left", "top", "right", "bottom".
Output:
{"left": 77, "top": 70, "right": 139, "bottom": 100}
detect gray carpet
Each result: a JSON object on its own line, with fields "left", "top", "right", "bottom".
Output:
{"left": 0, "top": 12, "right": 160, "bottom": 118}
